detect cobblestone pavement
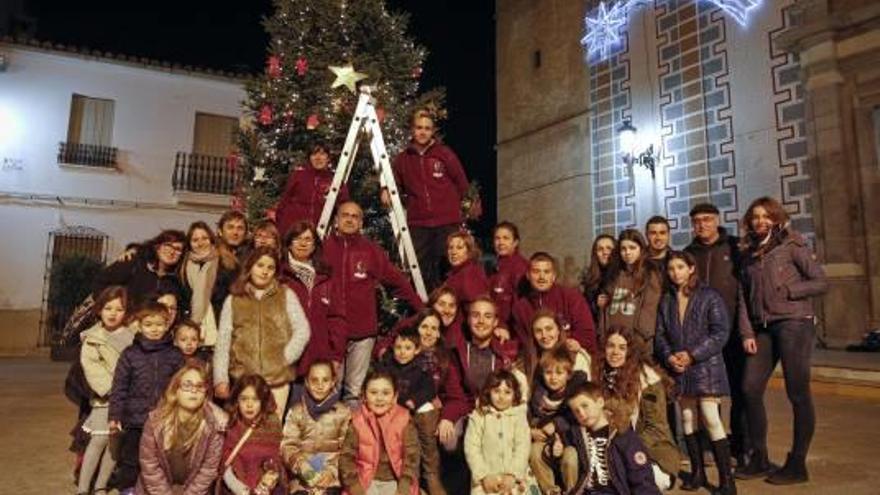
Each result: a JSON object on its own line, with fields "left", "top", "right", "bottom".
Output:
{"left": 1, "top": 357, "right": 878, "bottom": 495}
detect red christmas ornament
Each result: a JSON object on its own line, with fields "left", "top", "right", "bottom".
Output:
{"left": 227, "top": 152, "right": 240, "bottom": 170}
{"left": 259, "top": 105, "right": 273, "bottom": 125}
{"left": 306, "top": 113, "right": 320, "bottom": 130}
{"left": 411, "top": 66, "right": 423, "bottom": 79}
{"left": 376, "top": 107, "right": 386, "bottom": 124}
{"left": 295, "top": 57, "right": 309, "bottom": 76}
{"left": 267, "top": 55, "right": 282, "bottom": 78}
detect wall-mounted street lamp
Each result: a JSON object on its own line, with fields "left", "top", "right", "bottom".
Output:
{"left": 618, "top": 118, "right": 656, "bottom": 179}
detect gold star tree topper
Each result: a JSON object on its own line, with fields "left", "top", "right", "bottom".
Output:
{"left": 328, "top": 64, "right": 369, "bottom": 93}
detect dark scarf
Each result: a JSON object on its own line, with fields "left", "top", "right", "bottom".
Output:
{"left": 289, "top": 383, "right": 340, "bottom": 420}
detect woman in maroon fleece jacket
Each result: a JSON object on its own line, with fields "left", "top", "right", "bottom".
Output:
{"left": 275, "top": 142, "right": 350, "bottom": 238}
{"left": 442, "top": 231, "right": 489, "bottom": 306}
{"left": 280, "top": 221, "right": 347, "bottom": 377}
{"left": 488, "top": 221, "right": 529, "bottom": 327}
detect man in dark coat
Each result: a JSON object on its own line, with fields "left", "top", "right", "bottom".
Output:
{"left": 684, "top": 202, "right": 749, "bottom": 463}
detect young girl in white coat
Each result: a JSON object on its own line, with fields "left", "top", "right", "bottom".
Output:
{"left": 77, "top": 286, "right": 135, "bottom": 495}
{"left": 464, "top": 369, "right": 537, "bottom": 495}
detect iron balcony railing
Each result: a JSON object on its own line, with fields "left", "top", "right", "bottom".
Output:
{"left": 172, "top": 152, "right": 239, "bottom": 195}
{"left": 57, "top": 141, "right": 118, "bottom": 168}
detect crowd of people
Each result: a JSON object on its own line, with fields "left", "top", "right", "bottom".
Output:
{"left": 67, "top": 109, "right": 828, "bottom": 495}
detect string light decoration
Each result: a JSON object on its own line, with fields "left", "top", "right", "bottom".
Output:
{"left": 581, "top": 0, "right": 763, "bottom": 62}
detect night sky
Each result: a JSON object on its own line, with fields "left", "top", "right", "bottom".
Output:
{"left": 25, "top": 0, "right": 497, "bottom": 235}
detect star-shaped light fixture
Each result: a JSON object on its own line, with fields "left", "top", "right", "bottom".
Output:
{"left": 580, "top": 1, "right": 629, "bottom": 62}
{"left": 328, "top": 64, "right": 369, "bottom": 94}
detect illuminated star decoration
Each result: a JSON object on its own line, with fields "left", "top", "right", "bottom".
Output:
{"left": 581, "top": 0, "right": 765, "bottom": 63}
{"left": 706, "top": 0, "right": 762, "bottom": 26}
{"left": 581, "top": 1, "right": 629, "bottom": 63}
{"left": 328, "top": 64, "right": 369, "bottom": 94}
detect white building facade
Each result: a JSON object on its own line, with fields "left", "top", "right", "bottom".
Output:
{"left": 0, "top": 39, "right": 245, "bottom": 353}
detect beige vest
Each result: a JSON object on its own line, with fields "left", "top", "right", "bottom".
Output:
{"left": 230, "top": 283, "right": 294, "bottom": 385}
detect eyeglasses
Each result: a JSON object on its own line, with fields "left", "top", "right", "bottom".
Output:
{"left": 293, "top": 236, "right": 316, "bottom": 245}
{"left": 180, "top": 381, "right": 207, "bottom": 393}
{"left": 160, "top": 243, "right": 184, "bottom": 254}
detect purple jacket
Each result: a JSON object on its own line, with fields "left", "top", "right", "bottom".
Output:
{"left": 738, "top": 227, "right": 828, "bottom": 338}
{"left": 109, "top": 333, "right": 185, "bottom": 427}
{"left": 655, "top": 284, "right": 730, "bottom": 397}
{"left": 564, "top": 426, "right": 660, "bottom": 495}
{"left": 136, "top": 406, "right": 223, "bottom": 494}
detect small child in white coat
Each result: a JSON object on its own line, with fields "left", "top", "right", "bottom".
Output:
{"left": 464, "top": 369, "right": 537, "bottom": 495}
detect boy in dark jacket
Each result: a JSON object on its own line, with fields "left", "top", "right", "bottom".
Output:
{"left": 376, "top": 327, "right": 445, "bottom": 494}
{"left": 109, "top": 302, "right": 185, "bottom": 492}
{"left": 560, "top": 382, "right": 660, "bottom": 495}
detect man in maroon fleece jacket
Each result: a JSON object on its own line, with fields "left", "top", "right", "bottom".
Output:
{"left": 439, "top": 296, "right": 519, "bottom": 452}
{"left": 511, "top": 252, "right": 598, "bottom": 357}
{"left": 383, "top": 109, "right": 472, "bottom": 291}
{"left": 323, "top": 201, "right": 425, "bottom": 403}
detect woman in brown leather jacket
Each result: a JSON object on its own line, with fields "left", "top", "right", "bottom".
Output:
{"left": 736, "top": 197, "right": 827, "bottom": 485}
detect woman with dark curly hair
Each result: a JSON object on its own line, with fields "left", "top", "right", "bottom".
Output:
{"left": 93, "top": 229, "right": 186, "bottom": 309}
{"left": 735, "top": 197, "right": 827, "bottom": 484}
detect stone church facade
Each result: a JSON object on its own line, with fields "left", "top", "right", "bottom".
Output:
{"left": 496, "top": 0, "right": 880, "bottom": 346}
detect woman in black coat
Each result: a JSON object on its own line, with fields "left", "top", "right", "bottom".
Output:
{"left": 93, "top": 230, "right": 187, "bottom": 310}
{"left": 655, "top": 251, "right": 734, "bottom": 495}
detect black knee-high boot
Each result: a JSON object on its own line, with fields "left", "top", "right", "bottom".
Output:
{"left": 682, "top": 434, "right": 706, "bottom": 491}
{"left": 711, "top": 438, "right": 737, "bottom": 495}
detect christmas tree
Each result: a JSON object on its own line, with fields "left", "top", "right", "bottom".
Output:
{"left": 235, "top": 0, "right": 445, "bottom": 252}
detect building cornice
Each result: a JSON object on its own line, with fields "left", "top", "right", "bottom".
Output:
{"left": 0, "top": 36, "right": 253, "bottom": 84}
